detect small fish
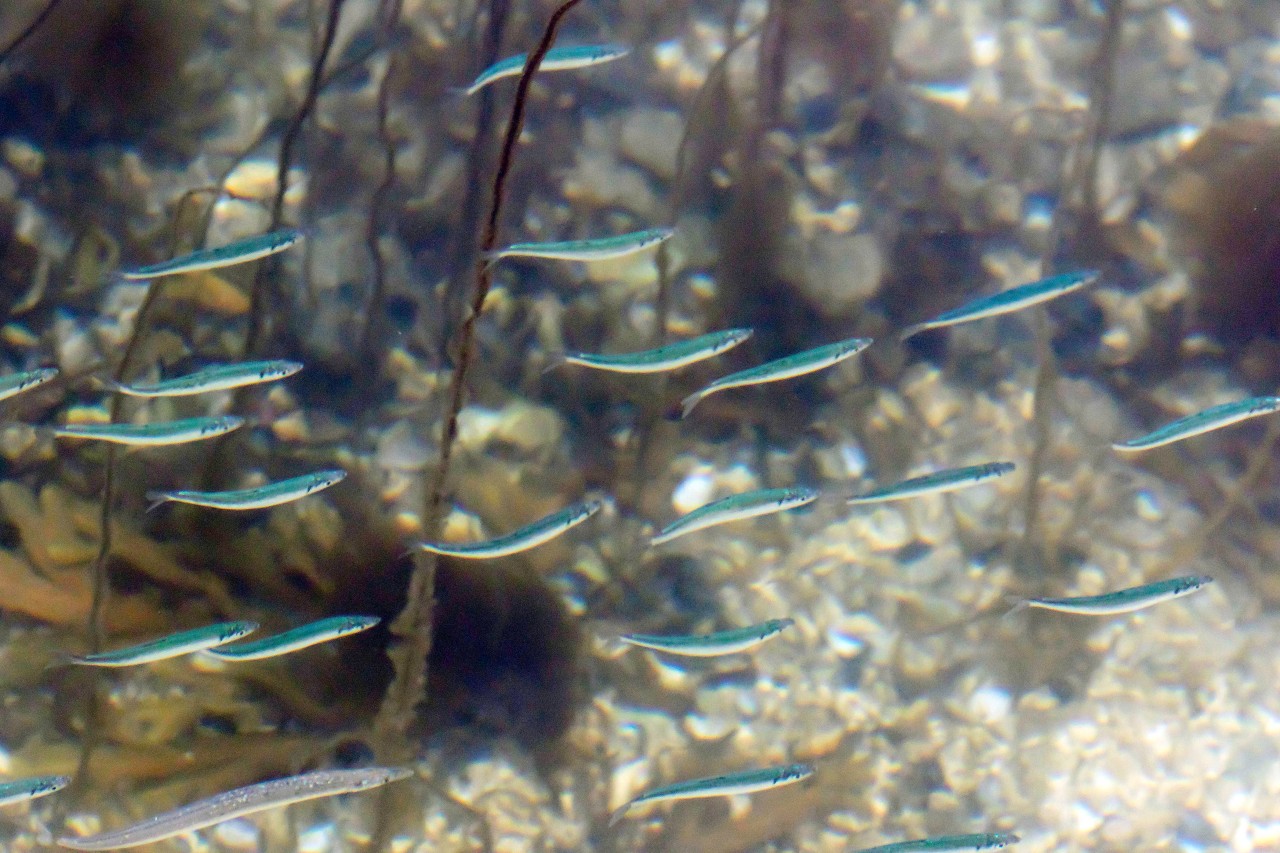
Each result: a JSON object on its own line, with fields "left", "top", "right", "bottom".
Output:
{"left": 545, "top": 328, "right": 753, "bottom": 375}
{"left": 106, "top": 360, "right": 302, "bottom": 397}
{"left": 417, "top": 498, "right": 603, "bottom": 559}
{"left": 460, "top": 43, "right": 631, "bottom": 96}
{"left": 852, "top": 833, "right": 1021, "bottom": 853}
{"left": 146, "top": 469, "right": 346, "bottom": 512}
{"left": 56, "top": 767, "right": 412, "bottom": 850}
{"left": 69, "top": 621, "right": 259, "bottom": 667}
{"left": 0, "top": 775, "right": 71, "bottom": 807}
{"left": 899, "top": 270, "right": 1099, "bottom": 340}
{"left": 201, "top": 615, "right": 380, "bottom": 661}
{"left": 620, "top": 618, "right": 794, "bottom": 657}
{"left": 652, "top": 487, "right": 818, "bottom": 546}
{"left": 609, "top": 763, "right": 813, "bottom": 826}
{"left": 848, "top": 462, "right": 1016, "bottom": 505}
{"left": 1017, "top": 575, "right": 1213, "bottom": 616}
{"left": 679, "top": 336, "right": 872, "bottom": 418}
{"left": 485, "top": 227, "right": 673, "bottom": 264}
{"left": 53, "top": 415, "right": 245, "bottom": 447}
{"left": 0, "top": 367, "right": 58, "bottom": 402}
{"left": 121, "top": 229, "right": 302, "bottom": 281}
{"left": 1112, "top": 396, "right": 1280, "bottom": 452}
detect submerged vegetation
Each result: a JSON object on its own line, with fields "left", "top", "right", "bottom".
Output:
{"left": 0, "top": 0, "right": 1276, "bottom": 849}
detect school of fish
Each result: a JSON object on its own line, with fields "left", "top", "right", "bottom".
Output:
{"left": 0, "top": 20, "right": 1246, "bottom": 853}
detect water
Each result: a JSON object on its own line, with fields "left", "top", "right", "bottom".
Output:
{"left": 0, "top": 0, "right": 1277, "bottom": 850}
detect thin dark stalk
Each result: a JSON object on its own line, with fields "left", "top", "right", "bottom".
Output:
{"left": 244, "top": 0, "right": 347, "bottom": 358}
{"left": 442, "top": 0, "right": 513, "bottom": 337}
{"left": 1018, "top": 0, "right": 1124, "bottom": 568}
{"left": 0, "top": 0, "right": 63, "bottom": 67}
{"left": 358, "top": 54, "right": 400, "bottom": 365}
{"left": 373, "top": 0, "right": 585, "bottom": 759}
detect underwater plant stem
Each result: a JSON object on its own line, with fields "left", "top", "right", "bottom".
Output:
{"left": 442, "top": 0, "right": 513, "bottom": 335}
{"left": 244, "top": 0, "right": 347, "bottom": 358}
{"left": 0, "top": 0, "right": 63, "bottom": 67}
{"left": 358, "top": 55, "right": 400, "bottom": 366}
{"left": 373, "top": 0, "right": 585, "bottom": 762}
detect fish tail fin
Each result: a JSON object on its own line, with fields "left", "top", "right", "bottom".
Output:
{"left": 678, "top": 390, "right": 704, "bottom": 419}
{"left": 1002, "top": 595, "right": 1030, "bottom": 619}
{"left": 446, "top": 84, "right": 474, "bottom": 97}
{"left": 43, "top": 651, "right": 75, "bottom": 672}
{"left": 479, "top": 249, "right": 502, "bottom": 269}
{"left": 541, "top": 351, "right": 568, "bottom": 375}
{"left": 144, "top": 491, "right": 171, "bottom": 513}
{"left": 898, "top": 323, "right": 925, "bottom": 342}
{"left": 607, "top": 803, "right": 632, "bottom": 828}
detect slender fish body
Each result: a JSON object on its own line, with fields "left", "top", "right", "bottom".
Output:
{"left": 1112, "top": 396, "right": 1280, "bottom": 452}
{"left": 56, "top": 767, "right": 412, "bottom": 850}
{"left": 1020, "top": 575, "right": 1213, "bottom": 616}
{"left": 899, "top": 270, "right": 1099, "bottom": 340}
{"left": 70, "top": 621, "right": 259, "bottom": 667}
{"left": 0, "top": 367, "right": 58, "bottom": 402}
{"left": 620, "top": 618, "right": 794, "bottom": 657}
{"left": 546, "top": 328, "right": 754, "bottom": 375}
{"left": 107, "top": 360, "right": 302, "bottom": 397}
{"left": 53, "top": 415, "right": 245, "bottom": 447}
{"left": 417, "top": 499, "right": 603, "bottom": 559}
{"left": 852, "top": 833, "right": 1021, "bottom": 853}
{"left": 120, "top": 229, "right": 302, "bottom": 281}
{"left": 652, "top": 487, "right": 818, "bottom": 546}
{"left": 680, "top": 336, "right": 872, "bottom": 418}
{"left": 848, "top": 462, "right": 1016, "bottom": 505}
{"left": 146, "top": 469, "right": 347, "bottom": 512}
{"left": 0, "top": 775, "right": 71, "bottom": 807}
{"left": 486, "top": 227, "right": 673, "bottom": 264}
{"left": 462, "top": 43, "right": 630, "bottom": 95}
{"left": 202, "top": 616, "right": 381, "bottom": 661}
{"left": 609, "top": 763, "right": 813, "bottom": 826}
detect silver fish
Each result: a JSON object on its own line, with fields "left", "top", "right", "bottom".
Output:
{"left": 620, "top": 618, "right": 794, "bottom": 657}
{"left": 0, "top": 367, "right": 58, "bottom": 402}
{"left": 899, "top": 270, "right": 1099, "bottom": 340}
{"left": 56, "top": 767, "right": 412, "bottom": 850}
{"left": 417, "top": 499, "right": 603, "bottom": 559}
{"left": 1112, "top": 396, "right": 1280, "bottom": 452}
{"left": 146, "top": 469, "right": 346, "bottom": 512}
{"left": 610, "top": 763, "right": 813, "bottom": 826}
{"left": 680, "top": 336, "right": 872, "bottom": 418}
{"left": 545, "top": 328, "right": 753, "bottom": 375}
{"left": 106, "top": 360, "right": 301, "bottom": 397}
{"left": 121, "top": 230, "right": 302, "bottom": 281}
{"left": 485, "top": 227, "right": 673, "bottom": 264}
{"left": 848, "top": 462, "right": 1015, "bottom": 505}
{"left": 461, "top": 43, "right": 630, "bottom": 96}
{"left": 652, "top": 487, "right": 817, "bottom": 546}
{"left": 53, "top": 415, "right": 245, "bottom": 447}
{"left": 70, "top": 621, "right": 259, "bottom": 667}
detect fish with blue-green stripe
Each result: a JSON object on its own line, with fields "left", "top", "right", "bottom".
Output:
{"left": 620, "top": 618, "right": 794, "bottom": 656}
{"left": 0, "top": 775, "right": 71, "bottom": 807}
{"left": 54, "top": 415, "right": 245, "bottom": 446}
{"left": 545, "top": 328, "right": 753, "bottom": 375}
{"left": 1013, "top": 575, "right": 1212, "bottom": 616}
{"left": 202, "top": 616, "right": 380, "bottom": 661}
{"left": 459, "top": 44, "right": 630, "bottom": 96}
{"left": 848, "top": 462, "right": 1015, "bottom": 505}
{"left": 609, "top": 763, "right": 813, "bottom": 826}
{"left": 652, "top": 487, "right": 817, "bottom": 546}
{"left": 121, "top": 229, "right": 302, "bottom": 281}
{"left": 0, "top": 367, "right": 58, "bottom": 402}
{"left": 106, "top": 360, "right": 302, "bottom": 397}
{"left": 900, "top": 270, "right": 1099, "bottom": 340}
{"left": 679, "top": 336, "right": 872, "bottom": 418}
{"left": 852, "top": 833, "right": 1021, "bottom": 853}
{"left": 1112, "top": 396, "right": 1280, "bottom": 452}
{"left": 486, "top": 227, "right": 673, "bottom": 264}
{"left": 146, "top": 469, "right": 346, "bottom": 512}
{"left": 69, "top": 621, "right": 259, "bottom": 667}
{"left": 417, "top": 499, "right": 603, "bottom": 559}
